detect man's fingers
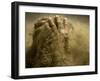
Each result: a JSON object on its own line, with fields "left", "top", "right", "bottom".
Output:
{"left": 64, "top": 18, "right": 73, "bottom": 34}
{"left": 67, "top": 23, "right": 73, "bottom": 33}
{"left": 34, "top": 15, "right": 73, "bottom": 35}
{"left": 55, "top": 15, "right": 64, "bottom": 30}
{"left": 34, "top": 17, "right": 49, "bottom": 29}
{"left": 48, "top": 17, "right": 57, "bottom": 32}
{"left": 34, "top": 20, "right": 47, "bottom": 29}
{"left": 38, "top": 17, "right": 49, "bottom": 21}
{"left": 63, "top": 18, "right": 69, "bottom": 34}
{"left": 63, "top": 18, "right": 68, "bottom": 27}
{"left": 44, "top": 22, "right": 52, "bottom": 31}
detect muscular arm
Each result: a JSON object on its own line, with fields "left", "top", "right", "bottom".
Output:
{"left": 26, "top": 15, "right": 74, "bottom": 67}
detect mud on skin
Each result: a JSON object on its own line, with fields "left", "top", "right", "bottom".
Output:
{"left": 26, "top": 15, "right": 89, "bottom": 68}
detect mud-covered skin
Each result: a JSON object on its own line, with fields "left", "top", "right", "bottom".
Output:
{"left": 26, "top": 15, "right": 88, "bottom": 68}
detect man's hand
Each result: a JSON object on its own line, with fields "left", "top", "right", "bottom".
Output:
{"left": 31, "top": 15, "right": 74, "bottom": 67}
